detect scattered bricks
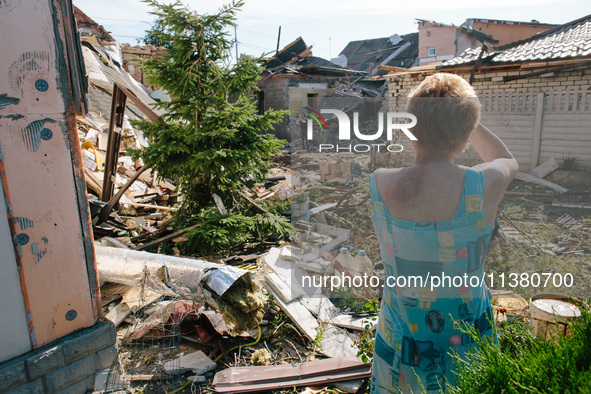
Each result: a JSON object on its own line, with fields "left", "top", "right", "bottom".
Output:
{"left": 0, "top": 360, "right": 27, "bottom": 392}
{"left": 56, "top": 375, "right": 95, "bottom": 394}
{"left": 61, "top": 322, "right": 115, "bottom": 363}
{"left": 5, "top": 379, "right": 44, "bottom": 394}
{"left": 43, "top": 355, "right": 95, "bottom": 393}
{"left": 26, "top": 345, "right": 66, "bottom": 380}
{"left": 95, "top": 345, "right": 117, "bottom": 371}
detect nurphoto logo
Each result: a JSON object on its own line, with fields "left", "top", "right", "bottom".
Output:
{"left": 303, "top": 106, "right": 418, "bottom": 153}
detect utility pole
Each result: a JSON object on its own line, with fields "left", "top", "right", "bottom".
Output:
{"left": 275, "top": 26, "right": 281, "bottom": 56}
{"left": 234, "top": 25, "right": 238, "bottom": 60}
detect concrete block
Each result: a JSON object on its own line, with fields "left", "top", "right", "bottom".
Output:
{"left": 6, "top": 379, "right": 44, "bottom": 394}
{"left": 95, "top": 345, "right": 117, "bottom": 371}
{"left": 61, "top": 322, "right": 115, "bottom": 363}
{"left": 44, "top": 355, "right": 95, "bottom": 392}
{"left": 0, "top": 361, "right": 27, "bottom": 392}
{"left": 26, "top": 345, "right": 66, "bottom": 380}
{"left": 56, "top": 375, "right": 94, "bottom": 394}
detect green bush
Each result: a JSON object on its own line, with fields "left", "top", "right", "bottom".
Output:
{"left": 449, "top": 306, "right": 591, "bottom": 393}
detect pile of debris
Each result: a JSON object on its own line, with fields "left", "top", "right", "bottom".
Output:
{"left": 77, "top": 113, "right": 180, "bottom": 245}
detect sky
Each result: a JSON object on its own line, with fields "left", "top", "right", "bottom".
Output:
{"left": 73, "top": 0, "right": 591, "bottom": 62}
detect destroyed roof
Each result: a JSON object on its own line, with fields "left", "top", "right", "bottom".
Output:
{"left": 81, "top": 41, "right": 164, "bottom": 122}
{"left": 465, "top": 18, "right": 558, "bottom": 29}
{"left": 265, "top": 37, "right": 308, "bottom": 69}
{"left": 442, "top": 14, "right": 591, "bottom": 67}
{"left": 74, "top": 5, "right": 115, "bottom": 44}
{"left": 266, "top": 55, "right": 367, "bottom": 77}
{"left": 339, "top": 33, "right": 419, "bottom": 73}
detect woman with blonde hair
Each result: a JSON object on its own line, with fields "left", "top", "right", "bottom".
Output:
{"left": 369, "top": 73, "right": 518, "bottom": 393}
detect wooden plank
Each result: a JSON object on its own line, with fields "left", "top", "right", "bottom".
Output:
{"left": 529, "top": 157, "right": 559, "bottom": 178}
{"left": 262, "top": 248, "right": 358, "bottom": 358}
{"left": 552, "top": 201, "right": 591, "bottom": 209}
{"left": 264, "top": 272, "right": 304, "bottom": 303}
{"left": 133, "top": 222, "right": 201, "bottom": 251}
{"left": 213, "top": 357, "right": 370, "bottom": 393}
{"left": 515, "top": 172, "right": 569, "bottom": 193}
{"left": 105, "top": 302, "right": 131, "bottom": 327}
{"left": 121, "top": 202, "right": 176, "bottom": 211}
{"left": 262, "top": 282, "right": 319, "bottom": 342}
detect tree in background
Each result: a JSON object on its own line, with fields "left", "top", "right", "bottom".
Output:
{"left": 132, "top": 0, "right": 290, "bottom": 255}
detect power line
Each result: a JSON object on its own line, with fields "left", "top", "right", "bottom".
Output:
{"left": 111, "top": 34, "right": 144, "bottom": 39}
{"left": 236, "top": 26, "right": 275, "bottom": 39}
{"left": 90, "top": 16, "right": 150, "bottom": 24}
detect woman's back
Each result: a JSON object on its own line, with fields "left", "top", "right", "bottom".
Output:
{"left": 369, "top": 166, "right": 496, "bottom": 393}
{"left": 375, "top": 162, "right": 467, "bottom": 223}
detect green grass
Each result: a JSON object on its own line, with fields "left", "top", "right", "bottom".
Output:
{"left": 448, "top": 306, "right": 591, "bottom": 393}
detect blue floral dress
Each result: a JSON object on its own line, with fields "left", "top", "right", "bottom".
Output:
{"left": 369, "top": 167, "right": 496, "bottom": 393}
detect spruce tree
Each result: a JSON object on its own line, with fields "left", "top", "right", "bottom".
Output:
{"left": 133, "top": 0, "right": 290, "bottom": 255}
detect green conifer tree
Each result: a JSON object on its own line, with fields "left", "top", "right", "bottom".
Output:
{"left": 132, "top": 0, "right": 290, "bottom": 255}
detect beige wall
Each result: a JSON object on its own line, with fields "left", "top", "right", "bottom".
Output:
{"left": 418, "top": 25, "right": 458, "bottom": 64}
{"left": 472, "top": 21, "right": 554, "bottom": 46}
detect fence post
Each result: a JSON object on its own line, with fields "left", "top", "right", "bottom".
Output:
{"left": 530, "top": 92, "right": 545, "bottom": 171}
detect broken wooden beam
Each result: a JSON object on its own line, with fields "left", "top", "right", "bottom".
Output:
{"left": 515, "top": 172, "right": 568, "bottom": 193}
{"left": 134, "top": 222, "right": 202, "bottom": 251}
{"left": 212, "top": 357, "right": 371, "bottom": 393}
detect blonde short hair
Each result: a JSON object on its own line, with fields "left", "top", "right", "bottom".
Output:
{"left": 406, "top": 73, "right": 481, "bottom": 156}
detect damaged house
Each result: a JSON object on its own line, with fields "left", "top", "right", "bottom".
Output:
{"left": 336, "top": 32, "right": 419, "bottom": 75}
{"left": 257, "top": 37, "right": 370, "bottom": 140}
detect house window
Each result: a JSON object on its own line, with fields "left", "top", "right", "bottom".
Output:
{"left": 307, "top": 93, "right": 319, "bottom": 108}
{"left": 427, "top": 47, "right": 436, "bottom": 57}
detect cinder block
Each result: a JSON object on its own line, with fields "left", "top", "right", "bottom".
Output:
{"left": 43, "top": 355, "right": 95, "bottom": 393}
{"left": 61, "top": 322, "right": 116, "bottom": 363}
{"left": 6, "top": 378, "right": 44, "bottom": 394}
{"left": 0, "top": 361, "right": 27, "bottom": 392}
{"left": 95, "top": 345, "right": 117, "bottom": 371}
{"left": 55, "top": 375, "right": 94, "bottom": 394}
{"left": 26, "top": 345, "right": 66, "bottom": 380}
